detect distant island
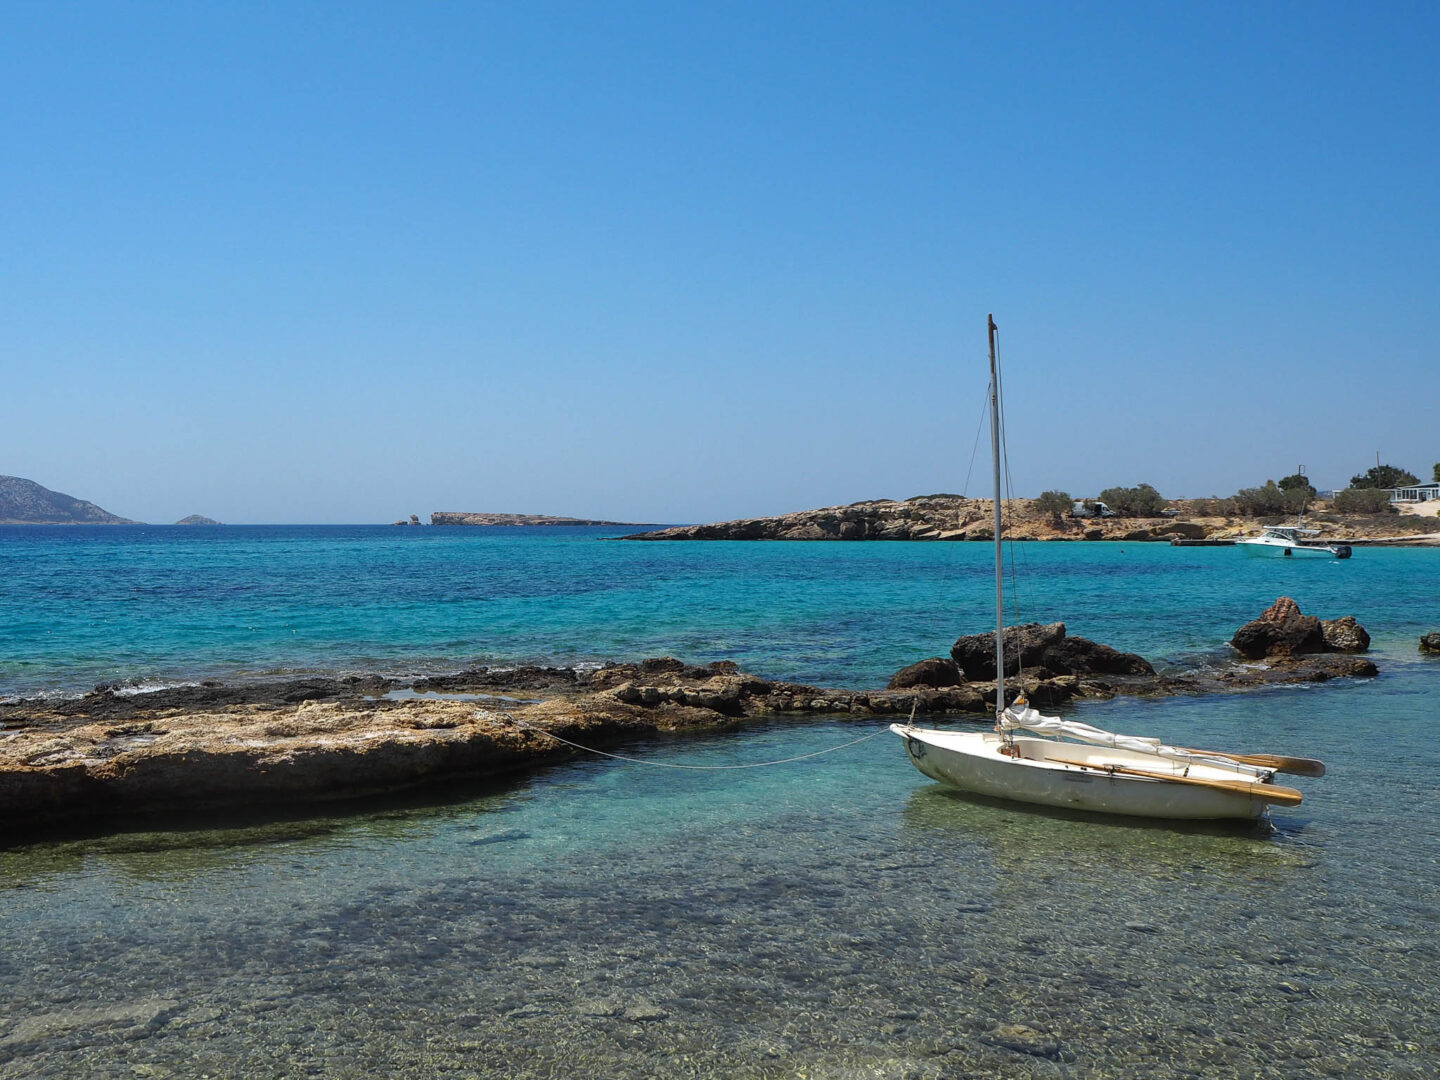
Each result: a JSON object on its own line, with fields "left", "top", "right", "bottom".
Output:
{"left": 430, "top": 512, "right": 645, "bottom": 526}
{"left": 175, "top": 515, "right": 222, "bottom": 526}
{"left": 0, "top": 475, "right": 138, "bottom": 525}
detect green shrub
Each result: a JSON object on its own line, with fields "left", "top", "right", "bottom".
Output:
{"left": 1333, "top": 487, "right": 1395, "bottom": 514}
{"left": 1097, "top": 483, "right": 1166, "bottom": 517}
{"left": 1234, "top": 481, "right": 1288, "bottom": 516}
{"left": 1191, "top": 497, "right": 1238, "bottom": 516}
{"left": 1032, "top": 490, "right": 1073, "bottom": 522}
{"left": 1233, "top": 479, "right": 1311, "bottom": 516}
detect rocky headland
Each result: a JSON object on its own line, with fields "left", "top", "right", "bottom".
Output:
{"left": 621, "top": 494, "right": 1440, "bottom": 545}
{"left": 0, "top": 475, "right": 137, "bottom": 525}
{"left": 0, "top": 599, "right": 1374, "bottom": 835}
{"left": 432, "top": 512, "right": 645, "bottom": 526}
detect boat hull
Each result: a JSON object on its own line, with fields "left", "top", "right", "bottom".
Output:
{"left": 1237, "top": 537, "right": 1349, "bottom": 558}
{"left": 892, "top": 726, "right": 1270, "bottom": 820}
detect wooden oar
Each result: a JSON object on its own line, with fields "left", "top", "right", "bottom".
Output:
{"left": 1045, "top": 755, "right": 1305, "bottom": 807}
{"left": 1176, "top": 747, "right": 1325, "bottom": 778}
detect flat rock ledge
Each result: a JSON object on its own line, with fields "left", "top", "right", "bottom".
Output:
{"left": 0, "top": 611, "right": 1376, "bottom": 833}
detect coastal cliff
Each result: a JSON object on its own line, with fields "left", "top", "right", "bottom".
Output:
{"left": 0, "top": 475, "right": 137, "bottom": 525}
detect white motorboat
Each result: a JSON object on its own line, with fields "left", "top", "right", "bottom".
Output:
{"left": 891, "top": 316, "right": 1323, "bottom": 821}
{"left": 1237, "top": 526, "right": 1351, "bottom": 559}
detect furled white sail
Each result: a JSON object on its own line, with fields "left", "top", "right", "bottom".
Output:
{"left": 999, "top": 702, "right": 1272, "bottom": 778}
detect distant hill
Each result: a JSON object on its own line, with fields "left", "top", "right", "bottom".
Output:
{"left": 175, "top": 515, "right": 222, "bottom": 526}
{"left": 0, "top": 475, "right": 138, "bottom": 525}
{"left": 430, "top": 511, "right": 644, "bottom": 526}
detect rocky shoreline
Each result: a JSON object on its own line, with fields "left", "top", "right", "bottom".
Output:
{"left": 0, "top": 600, "right": 1393, "bottom": 836}
{"left": 620, "top": 494, "right": 1440, "bottom": 544}
{"left": 430, "top": 512, "right": 643, "bottom": 526}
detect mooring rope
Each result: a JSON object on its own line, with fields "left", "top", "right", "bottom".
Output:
{"left": 500, "top": 714, "right": 893, "bottom": 770}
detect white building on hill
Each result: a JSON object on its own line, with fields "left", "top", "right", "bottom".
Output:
{"left": 1389, "top": 482, "right": 1440, "bottom": 503}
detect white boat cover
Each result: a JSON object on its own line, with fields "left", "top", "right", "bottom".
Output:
{"left": 999, "top": 702, "right": 1269, "bottom": 777}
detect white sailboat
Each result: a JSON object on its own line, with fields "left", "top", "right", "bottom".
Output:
{"left": 891, "top": 316, "right": 1323, "bottom": 821}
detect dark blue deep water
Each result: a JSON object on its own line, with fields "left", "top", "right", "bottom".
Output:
{"left": 1, "top": 526, "right": 1437, "bottom": 1077}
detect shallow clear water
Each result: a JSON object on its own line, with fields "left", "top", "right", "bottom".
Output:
{"left": 1, "top": 528, "right": 1438, "bottom": 1076}
{"left": 3, "top": 677, "right": 1438, "bottom": 1078}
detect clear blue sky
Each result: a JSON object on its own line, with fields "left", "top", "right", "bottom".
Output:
{"left": 3, "top": 1, "right": 1436, "bottom": 524}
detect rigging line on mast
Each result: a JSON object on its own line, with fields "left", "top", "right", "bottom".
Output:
{"left": 961, "top": 389, "right": 989, "bottom": 499}
{"left": 501, "top": 715, "right": 893, "bottom": 770}
{"left": 992, "top": 324, "right": 1027, "bottom": 628}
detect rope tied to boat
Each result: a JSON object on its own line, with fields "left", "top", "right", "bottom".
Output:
{"left": 494, "top": 713, "right": 892, "bottom": 770}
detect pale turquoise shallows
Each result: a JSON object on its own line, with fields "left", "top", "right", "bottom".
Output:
{"left": 1, "top": 525, "right": 1438, "bottom": 1077}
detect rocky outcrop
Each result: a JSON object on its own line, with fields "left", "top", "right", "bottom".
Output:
{"left": 623, "top": 496, "right": 989, "bottom": 541}
{"left": 623, "top": 496, "right": 1440, "bottom": 545}
{"left": 1421, "top": 632, "right": 1440, "bottom": 655}
{"left": 952, "top": 622, "right": 1064, "bottom": 678}
{"left": 0, "top": 475, "right": 137, "bottom": 524}
{"left": 585, "top": 657, "right": 983, "bottom": 716}
{"left": 950, "top": 622, "right": 1154, "bottom": 680}
{"left": 1320, "top": 615, "right": 1370, "bottom": 653}
{"left": 175, "top": 515, "right": 221, "bottom": 525}
{"left": 0, "top": 662, "right": 990, "bottom": 830}
{"left": 0, "top": 626, "right": 1382, "bottom": 836}
{"left": 432, "top": 512, "right": 640, "bottom": 526}
{"left": 621, "top": 497, "right": 1233, "bottom": 543}
{"left": 1230, "top": 597, "right": 1370, "bottom": 660}
{"left": 887, "top": 657, "right": 963, "bottom": 689}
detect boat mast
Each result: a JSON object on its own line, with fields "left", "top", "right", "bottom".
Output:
{"left": 988, "top": 314, "right": 1005, "bottom": 731}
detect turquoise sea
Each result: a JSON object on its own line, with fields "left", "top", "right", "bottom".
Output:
{"left": 2, "top": 525, "right": 1438, "bottom": 1077}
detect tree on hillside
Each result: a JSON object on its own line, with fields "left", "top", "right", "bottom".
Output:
{"left": 1032, "top": 490, "right": 1072, "bottom": 524}
{"left": 1097, "top": 483, "right": 1166, "bottom": 517}
{"left": 1233, "top": 481, "right": 1292, "bottom": 517}
{"left": 1277, "top": 472, "right": 1316, "bottom": 498}
{"left": 1350, "top": 464, "right": 1418, "bottom": 489}
{"left": 1433, "top": 462, "right": 1440, "bottom": 483}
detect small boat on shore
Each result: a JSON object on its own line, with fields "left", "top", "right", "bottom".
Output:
{"left": 1237, "top": 525, "right": 1351, "bottom": 559}
{"left": 892, "top": 316, "right": 1323, "bottom": 821}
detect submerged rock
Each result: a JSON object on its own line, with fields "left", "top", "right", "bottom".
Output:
{"left": 982, "top": 1021, "right": 1061, "bottom": 1059}
{"left": 1420, "top": 632, "right": 1440, "bottom": 655}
